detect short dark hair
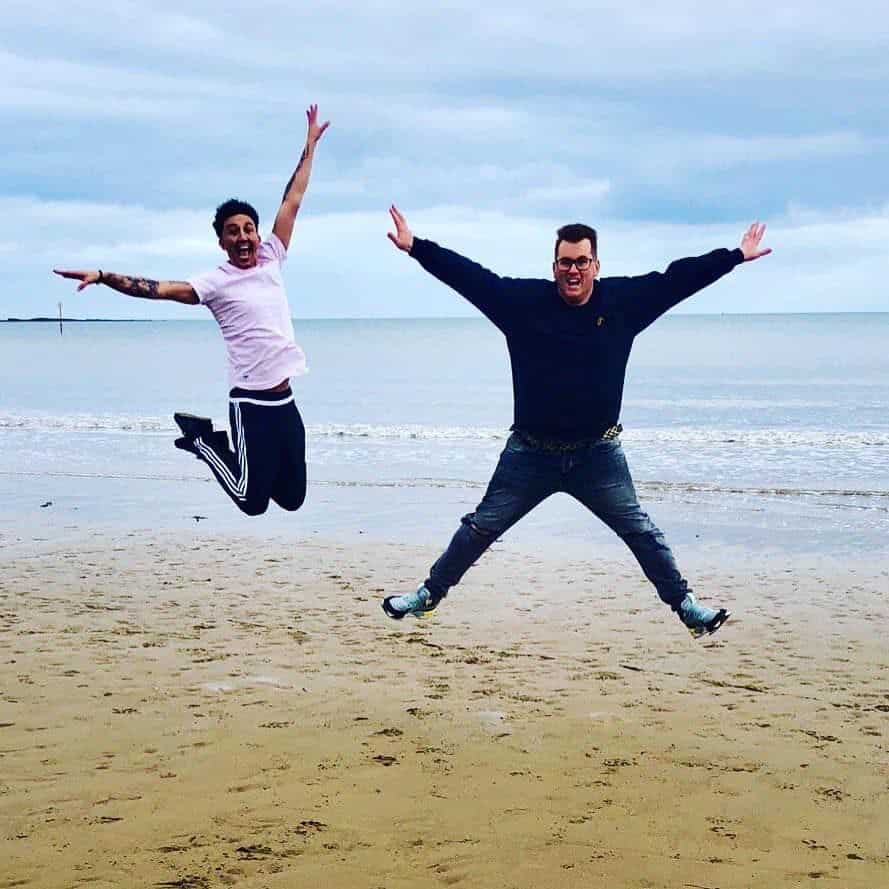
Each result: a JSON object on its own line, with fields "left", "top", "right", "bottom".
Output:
{"left": 212, "top": 199, "right": 259, "bottom": 237}
{"left": 555, "top": 223, "right": 598, "bottom": 260}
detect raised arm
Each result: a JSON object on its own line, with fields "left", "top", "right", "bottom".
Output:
{"left": 272, "top": 103, "right": 330, "bottom": 251}
{"left": 387, "top": 204, "right": 416, "bottom": 254}
{"left": 739, "top": 222, "right": 771, "bottom": 262}
{"left": 52, "top": 269, "right": 198, "bottom": 305}
{"left": 387, "top": 204, "right": 508, "bottom": 325}
{"left": 627, "top": 222, "right": 771, "bottom": 332}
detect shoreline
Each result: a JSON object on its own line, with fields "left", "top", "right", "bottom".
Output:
{"left": 3, "top": 465, "right": 887, "bottom": 566}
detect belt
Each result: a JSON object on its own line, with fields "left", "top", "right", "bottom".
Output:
{"left": 514, "top": 424, "right": 622, "bottom": 453}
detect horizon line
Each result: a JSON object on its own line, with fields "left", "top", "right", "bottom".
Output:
{"left": 5, "top": 310, "right": 889, "bottom": 324}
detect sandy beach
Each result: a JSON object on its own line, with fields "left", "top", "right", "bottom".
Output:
{"left": 2, "top": 532, "right": 887, "bottom": 888}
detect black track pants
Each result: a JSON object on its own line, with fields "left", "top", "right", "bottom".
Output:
{"left": 194, "top": 385, "right": 307, "bottom": 516}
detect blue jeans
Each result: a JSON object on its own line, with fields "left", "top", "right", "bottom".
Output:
{"left": 425, "top": 432, "right": 690, "bottom": 609}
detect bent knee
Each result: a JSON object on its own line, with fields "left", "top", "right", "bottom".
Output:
{"left": 278, "top": 494, "right": 306, "bottom": 512}
{"left": 240, "top": 499, "right": 270, "bottom": 517}
{"left": 460, "top": 512, "right": 499, "bottom": 540}
{"left": 619, "top": 518, "right": 665, "bottom": 543}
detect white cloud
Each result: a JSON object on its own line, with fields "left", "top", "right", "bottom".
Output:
{"left": 15, "top": 195, "right": 888, "bottom": 319}
{"left": 524, "top": 180, "right": 611, "bottom": 203}
{"left": 634, "top": 131, "right": 878, "bottom": 180}
{"left": 0, "top": 49, "right": 257, "bottom": 119}
{"left": 3, "top": 1, "right": 888, "bottom": 319}
{"left": 7, "top": 2, "right": 889, "bottom": 92}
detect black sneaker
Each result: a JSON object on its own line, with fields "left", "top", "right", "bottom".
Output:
{"left": 173, "top": 412, "right": 214, "bottom": 441}
{"left": 174, "top": 436, "right": 199, "bottom": 457}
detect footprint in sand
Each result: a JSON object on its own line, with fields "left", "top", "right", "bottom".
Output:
{"left": 373, "top": 727, "right": 403, "bottom": 737}
{"left": 371, "top": 754, "right": 398, "bottom": 766}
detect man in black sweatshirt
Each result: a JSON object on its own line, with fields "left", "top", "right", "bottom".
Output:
{"left": 381, "top": 205, "right": 771, "bottom": 637}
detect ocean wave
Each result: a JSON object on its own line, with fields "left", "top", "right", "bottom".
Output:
{"left": 2, "top": 413, "right": 888, "bottom": 449}
{"left": 637, "top": 480, "right": 889, "bottom": 503}
{"left": 312, "top": 424, "right": 889, "bottom": 449}
{"left": 627, "top": 397, "right": 870, "bottom": 410}
{"left": 0, "top": 413, "right": 171, "bottom": 433}
{"left": 310, "top": 423, "right": 504, "bottom": 441}
{"left": 0, "top": 413, "right": 506, "bottom": 439}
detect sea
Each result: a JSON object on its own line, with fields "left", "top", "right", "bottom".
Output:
{"left": 2, "top": 315, "right": 888, "bottom": 562}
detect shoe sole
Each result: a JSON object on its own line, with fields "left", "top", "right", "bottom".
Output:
{"left": 381, "top": 597, "right": 436, "bottom": 621}
{"left": 174, "top": 412, "right": 214, "bottom": 437}
{"left": 688, "top": 609, "right": 731, "bottom": 639}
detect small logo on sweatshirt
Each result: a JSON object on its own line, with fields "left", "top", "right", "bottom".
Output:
{"left": 596, "top": 316, "right": 605, "bottom": 327}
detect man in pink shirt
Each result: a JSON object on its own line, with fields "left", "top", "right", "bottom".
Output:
{"left": 55, "top": 104, "right": 329, "bottom": 516}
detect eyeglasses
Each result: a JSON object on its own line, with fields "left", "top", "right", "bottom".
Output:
{"left": 555, "top": 256, "right": 595, "bottom": 271}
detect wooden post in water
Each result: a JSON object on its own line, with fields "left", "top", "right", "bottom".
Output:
{"left": 58, "top": 301, "right": 63, "bottom": 336}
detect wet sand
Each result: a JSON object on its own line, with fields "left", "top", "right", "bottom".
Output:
{"left": 1, "top": 534, "right": 887, "bottom": 888}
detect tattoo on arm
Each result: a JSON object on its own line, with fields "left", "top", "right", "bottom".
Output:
{"left": 281, "top": 146, "right": 310, "bottom": 202}
{"left": 104, "top": 273, "right": 161, "bottom": 299}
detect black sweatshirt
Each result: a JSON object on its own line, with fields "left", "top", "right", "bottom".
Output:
{"left": 410, "top": 238, "right": 744, "bottom": 441}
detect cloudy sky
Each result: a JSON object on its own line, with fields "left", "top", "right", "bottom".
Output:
{"left": 6, "top": 1, "right": 888, "bottom": 318}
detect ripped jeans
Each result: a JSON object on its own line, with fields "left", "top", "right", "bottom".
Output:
{"left": 424, "top": 432, "right": 690, "bottom": 609}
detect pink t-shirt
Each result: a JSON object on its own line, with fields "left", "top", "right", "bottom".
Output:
{"left": 188, "top": 233, "right": 307, "bottom": 390}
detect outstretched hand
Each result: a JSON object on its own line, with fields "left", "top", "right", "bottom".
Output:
{"left": 739, "top": 222, "right": 771, "bottom": 262}
{"left": 387, "top": 205, "right": 414, "bottom": 253}
{"left": 306, "top": 104, "right": 329, "bottom": 145}
{"left": 53, "top": 269, "right": 100, "bottom": 291}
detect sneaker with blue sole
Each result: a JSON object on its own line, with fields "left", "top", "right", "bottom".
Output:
{"left": 678, "top": 593, "right": 731, "bottom": 639}
{"left": 382, "top": 585, "right": 439, "bottom": 620}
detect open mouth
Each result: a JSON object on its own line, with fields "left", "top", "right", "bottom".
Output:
{"left": 231, "top": 242, "right": 255, "bottom": 266}
{"left": 559, "top": 273, "right": 588, "bottom": 302}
